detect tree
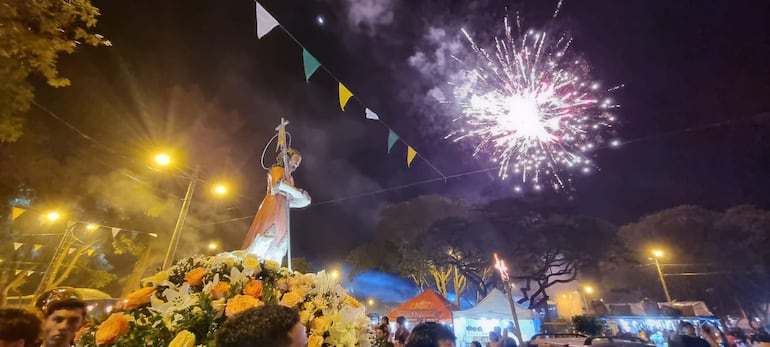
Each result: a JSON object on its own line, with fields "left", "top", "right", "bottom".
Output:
{"left": 608, "top": 205, "right": 770, "bottom": 318}
{"left": 0, "top": 0, "right": 111, "bottom": 141}
{"left": 571, "top": 315, "right": 608, "bottom": 336}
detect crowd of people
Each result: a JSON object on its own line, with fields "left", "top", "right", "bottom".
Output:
{"left": 3, "top": 288, "right": 770, "bottom": 347}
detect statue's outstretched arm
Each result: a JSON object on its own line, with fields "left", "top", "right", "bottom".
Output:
{"left": 275, "top": 180, "right": 311, "bottom": 208}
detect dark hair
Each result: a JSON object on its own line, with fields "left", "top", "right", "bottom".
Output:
{"left": 45, "top": 298, "right": 87, "bottom": 318}
{"left": 405, "top": 321, "right": 456, "bottom": 347}
{"left": 382, "top": 316, "right": 391, "bottom": 323}
{"left": 471, "top": 342, "right": 483, "bottom": 347}
{"left": 395, "top": 335, "right": 407, "bottom": 344}
{"left": 397, "top": 316, "right": 407, "bottom": 325}
{"left": 0, "top": 308, "right": 42, "bottom": 345}
{"left": 216, "top": 305, "right": 300, "bottom": 347}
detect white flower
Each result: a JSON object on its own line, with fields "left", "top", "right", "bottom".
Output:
{"left": 151, "top": 284, "right": 198, "bottom": 317}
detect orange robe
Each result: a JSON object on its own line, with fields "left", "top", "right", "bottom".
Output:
{"left": 241, "top": 166, "right": 291, "bottom": 257}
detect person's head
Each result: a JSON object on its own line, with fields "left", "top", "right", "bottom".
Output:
{"left": 494, "top": 326, "right": 502, "bottom": 335}
{"left": 471, "top": 342, "right": 483, "bottom": 347}
{"left": 0, "top": 308, "right": 42, "bottom": 347}
{"left": 376, "top": 325, "right": 389, "bottom": 340}
{"left": 395, "top": 335, "right": 407, "bottom": 347}
{"left": 679, "top": 322, "right": 696, "bottom": 337}
{"left": 489, "top": 331, "right": 501, "bottom": 342}
{"left": 381, "top": 316, "right": 391, "bottom": 325}
{"left": 397, "top": 316, "right": 407, "bottom": 328}
{"left": 216, "top": 305, "right": 307, "bottom": 347}
{"left": 405, "top": 321, "right": 456, "bottom": 347}
{"left": 35, "top": 288, "right": 87, "bottom": 347}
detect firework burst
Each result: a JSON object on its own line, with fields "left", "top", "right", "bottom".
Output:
{"left": 449, "top": 7, "right": 619, "bottom": 191}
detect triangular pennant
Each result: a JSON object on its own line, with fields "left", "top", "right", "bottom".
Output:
{"left": 111, "top": 227, "right": 121, "bottom": 238}
{"left": 33, "top": 244, "right": 42, "bottom": 252}
{"left": 87, "top": 249, "right": 96, "bottom": 256}
{"left": 387, "top": 130, "right": 399, "bottom": 153}
{"left": 407, "top": 146, "right": 418, "bottom": 167}
{"left": 11, "top": 207, "right": 25, "bottom": 221}
{"left": 256, "top": 2, "right": 279, "bottom": 39}
{"left": 338, "top": 83, "right": 353, "bottom": 111}
{"left": 69, "top": 248, "right": 76, "bottom": 255}
{"left": 148, "top": 233, "right": 158, "bottom": 238}
{"left": 27, "top": 271, "right": 34, "bottom": 276}
{"left": 365, "top": 108, "right": 379, "bottom": 120}
{"left": 15, "top": 270, "right": 21, "bottom": 276}
{"left": 302, "top": 49, "right": 321, "bottom": 82}
{"left": 13, "top": 242, "right": 22, "bottom": 251}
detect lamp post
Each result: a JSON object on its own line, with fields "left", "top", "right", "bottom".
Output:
{"left": 161, "top": 165, "right": 200, "bottom": 270}
{"left": 494, "top": 253, "right": 523, "bottom": 344}
{"left": 652, "top": 250, "right": 673, "bottom": 302}
{"left": 581, "top": 286, "right": 594, "bottom": 312}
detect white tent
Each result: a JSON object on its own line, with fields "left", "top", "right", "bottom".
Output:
{"left": 453, "top": 289, "right": 540, "bottom": 345}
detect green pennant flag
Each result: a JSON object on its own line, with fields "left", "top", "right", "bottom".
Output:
{"left": 387, "top": 130, "right": 399, "bottom": 154}
{"left": 303, "top": 49, "right": 320, "bottom": 82}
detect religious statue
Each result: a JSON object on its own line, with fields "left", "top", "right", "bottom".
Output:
{"left": 242, "top": 120, "right": 311, "bottom": 264}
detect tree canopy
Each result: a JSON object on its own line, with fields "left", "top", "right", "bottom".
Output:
{"left": 0, "top": 0, "right": 111, "bottom": 141}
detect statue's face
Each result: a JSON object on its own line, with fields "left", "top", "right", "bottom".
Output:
{"left": 288, "top": 153, "right": 302, "bottom": 170}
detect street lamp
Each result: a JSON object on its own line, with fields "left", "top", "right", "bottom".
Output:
{"left": 213, "top": 184, "right": 227, "bottom": 195}
{"left": 651, "top": 249, "right": 673, "bottom": 302}
{"left": 330, "top": 270, "right": 340, "bottom": 279}
{"left": 46, "top": 211, "right": 60, "bottom": 222}
{"left": 581, "top": 286, "right": 594, "bottom": 312}
{"left": 155, "top": 153, "right": 171, "bottom": 166}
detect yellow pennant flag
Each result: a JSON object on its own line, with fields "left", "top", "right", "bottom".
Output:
{"left": 13, "top": 242, "right": 23, "bottom": 251}
{"left": 87, "top": 249, "right": 96, "bottom": 256}
{"left": 33, "top": 244, "right": 42, "bottom": 251}
{"left": 11, "top": 207, "right": 26, "bottom": 221}
{"left": 15, "top": 270, "right": 21, "bottom": 276}
{"left": 339, "top": 83, "right": 353, "bottom": 111}
{"left": 407, "top": 146, "right": 417, "bottom": 167}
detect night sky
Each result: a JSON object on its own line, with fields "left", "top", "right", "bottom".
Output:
{"left": 38, "top": 0, "right": 770, "bottom": 265}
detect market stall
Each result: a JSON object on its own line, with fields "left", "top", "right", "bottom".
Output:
{"left": 453, "top": 289, "right": 541, "bottom": 345}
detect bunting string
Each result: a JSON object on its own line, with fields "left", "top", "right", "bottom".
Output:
{"left": 255, "top": 1, "right": 447, "bottom": 180}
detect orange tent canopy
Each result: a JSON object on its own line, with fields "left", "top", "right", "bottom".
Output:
{"left": 388, "top": 289, "right": 456, "bottom": 323}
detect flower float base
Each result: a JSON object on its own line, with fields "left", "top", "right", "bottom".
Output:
{"left": 76, "top": 251, "right": 370, "bottom": 347}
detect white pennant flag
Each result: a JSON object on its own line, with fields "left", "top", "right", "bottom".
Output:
{"left": 111, "top": 227, "right": 121, "bottom": 238}
{"left": 256, "top": 2, "right": 279, "bottom": 39}
{"left": 13, "top": 242, "right": 22, "bottom": 251}
{"left": 365, "top": 108, "right": 380, "bottom": 120}
{"left": 27, "top": 271, "right": 34, "bottom": 276}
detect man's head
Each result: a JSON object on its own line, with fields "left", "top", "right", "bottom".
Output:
{"left": 405, "top": 322, "right": 456, "bottom": 347}
{"left": 397, "top": 316, "right": 407, "bottom": 329}
{"left": 216, "top": 305, "right": 307, "bottom": 347}
{"left": 375, "top": 324, "right": 389, "bottom": 340}
{"left": 0, "top": 308, "right": 42, "bottom": 347}
{"left": 35, "top": 287, "right": 87, "bottom": 347}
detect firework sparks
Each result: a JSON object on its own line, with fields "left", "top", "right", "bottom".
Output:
{"left": 449, "top": 7, "right": 618, "bottom": 190}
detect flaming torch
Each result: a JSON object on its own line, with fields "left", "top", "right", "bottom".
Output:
{"left": 494, "top": 253, "right": 523, "bottom": 344}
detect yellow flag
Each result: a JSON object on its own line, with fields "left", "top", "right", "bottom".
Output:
{"left": 339, "top": 83, "right": 353, "bottom": 111}
{"left": 407, "top": 146, "right": 417, "bottom": 167}
{"left": 33, "top": 244, "right": 42, "bottom": 251}
{"left": 11, "top": 207, "right": 25, "bottom": 221}
{"left": 15, "top": 270, "right": 21, "bottom": 276}
{"left": 87, "top": 249, "right": 95, "bottom": 256}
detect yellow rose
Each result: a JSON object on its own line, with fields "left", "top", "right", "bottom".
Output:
{"left": 279, "top": 291, "right": 304, "bottom": 307}
{"left": 243, "top": 279, "right": 264, "bottom": 298}
{"left": 95, "top": 313, "right": 129, "bottom": 345}
{"left": 242, "top": 254, "right": 261, "bottom": 270}
{"left": 263, "top": 260, "right": 281, "bottom": 272}
{"left": 311, "top": 316, "right": 332, "bottom": 333}
{"left": 184, "top": 267, "right": 208, "bottom": 286}
{"left": 211, "top": 298, "right": 226, "bottom": 316}
{"left": 210, "top": 282, "right": 231, "bottom": 299}
{"left": 225, "top": 294, "right": 263, "bottom": 318}
{"left": 123, "top": 286, "right": 156, "bottom": 310}
{"left": 342, "top": 295, "right": 362, "bottom": 308}
{"left": 303, "top": 301, "right": 315, "bottom": 311}
{"left": 299, "top": 309, "right": 313, "bottom": 324}
{"left": 308, "top": 335, "right": 325, "bottom": 347}
{"left": 168, "top": 330, "right": 196, "bottom": 347}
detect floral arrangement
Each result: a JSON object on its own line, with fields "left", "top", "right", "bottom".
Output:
{"left": 76, "top": 251, "right": 371, "bottom": 347}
